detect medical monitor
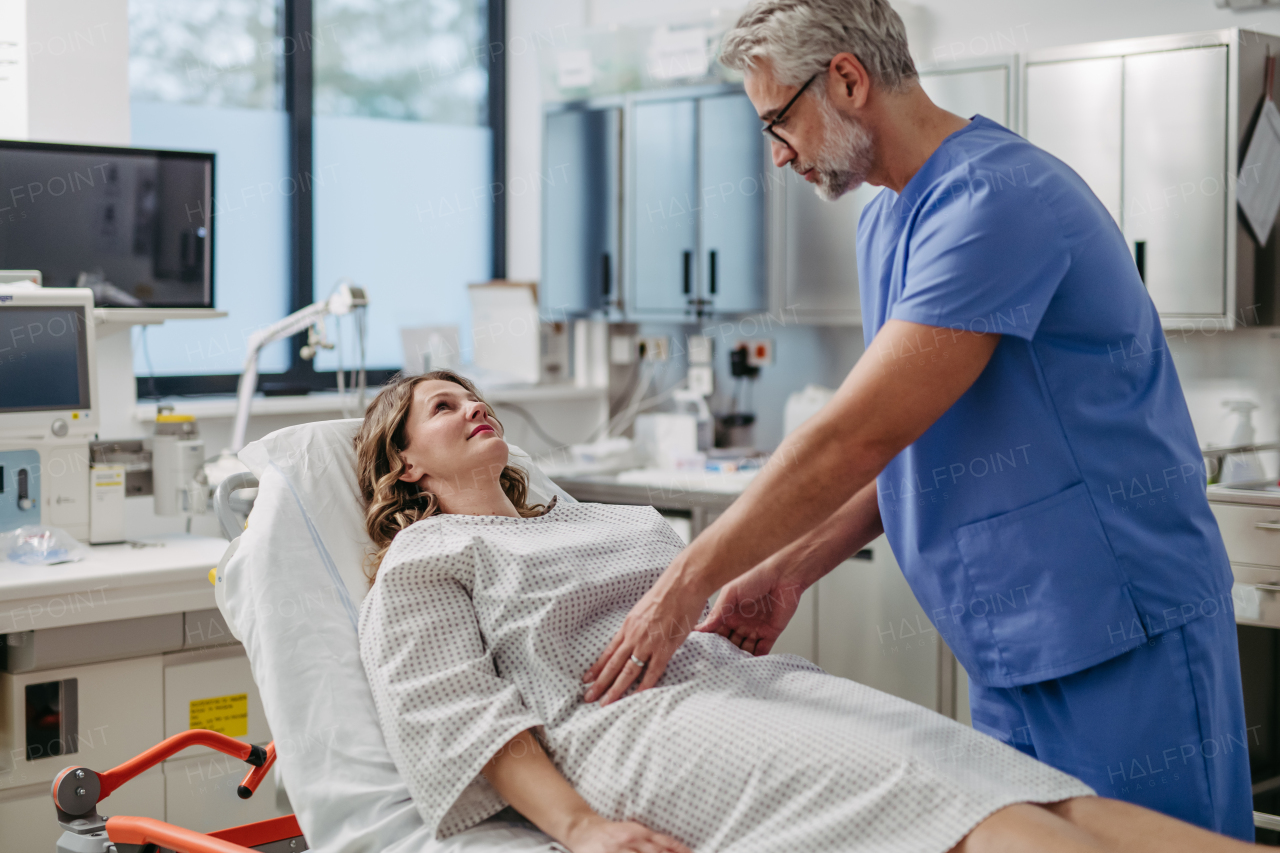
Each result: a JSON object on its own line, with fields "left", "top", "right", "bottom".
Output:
{"left": 0, "top": 140, "right": 214, "bottom": 308}
{"left": 0, "top": 288, "right": 98, "bottom": 438}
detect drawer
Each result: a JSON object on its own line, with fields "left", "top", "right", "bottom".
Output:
{"left": 0, "top": 655, "right": 164, "bottom": 791}
{"left": 1211, "top": 502, "right": 1280, "bottom": 568}
{"left": 1232, "top": 564, "right": 1280, "bottom": 629}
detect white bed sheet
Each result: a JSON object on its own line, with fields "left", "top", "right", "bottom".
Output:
{"left": 219, "top": 419, "right": 571, "bottom": 852}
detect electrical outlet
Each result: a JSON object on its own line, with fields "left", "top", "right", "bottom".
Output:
{"left": 609, "top": 334, "right": 636, "bottom": 365}
{"left": 687, "top": 334, "right": 713, "bottom": 365}
{"left": 687, "top": 364, "right": 714, "bottom": 396}
{"left": 638, "top": 336, "right": 669, "bottom": 361}
{"left": 739, "top": 339, "right": 774, "bottom": 367}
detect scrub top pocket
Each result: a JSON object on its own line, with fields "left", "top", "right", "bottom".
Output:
{"left": 954, "top": 482, "right": 1145, "bottom": 687}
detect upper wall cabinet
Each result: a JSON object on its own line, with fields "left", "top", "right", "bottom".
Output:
{"left": 542, "top": 85, "right": 768, "bottom": 321}
{"left": 1025, "top": 29, "right": 1280, "bottom": 329}
{"left": 542, "top": 104, "right": 622, "bottom": 317}
{"left": 628, "top": 88, "right": 767, "bottom": 318}
{"left": 770, "top": 57, "right": 1018, "bottom": 326}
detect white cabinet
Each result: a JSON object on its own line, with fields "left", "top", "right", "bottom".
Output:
{"left": 767, "top": 535, "right": 949, "bottom": 716}
{"left": 1025, "top": 29, "right": 1280, "bottom": 329}
{"left": 1025, "top": 57, "right": 1123, "bottom": 223}
{"left": 919, "top": 59, "right": 1017, "bottom": 129}
{"left": 1123, "top": 47, "right": 1229, "bottom": 316}
{"left": 814, "top": 537, "right": 940, "bottom": 712}
{"left": 771, "top": 58, "right": 1017, "bottom": 326}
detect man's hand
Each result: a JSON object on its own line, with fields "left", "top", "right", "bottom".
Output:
{"left": 581, "top": 567, "right": 707, "bottom": 705}
{"left": 695, "top": 560, "right": 804, "bottom": 656}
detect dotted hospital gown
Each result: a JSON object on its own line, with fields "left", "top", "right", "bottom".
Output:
{"left": 358, "top": 500, "right": 1093, "bottom": 852}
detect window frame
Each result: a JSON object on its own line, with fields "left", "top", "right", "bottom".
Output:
{"left": 137, "top": 0, "right": 506, "bottom": 398}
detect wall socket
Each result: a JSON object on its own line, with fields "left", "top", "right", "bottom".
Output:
{"left": 687, "top": 334, "right": 713, "bottom": 365}
{"left": 738, "top": 339, "right": 774, "bottom": 367}
{"left": 637, "top": 336, "right": 669, "bottom": 361}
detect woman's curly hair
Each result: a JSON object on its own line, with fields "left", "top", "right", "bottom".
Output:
{"left": 354, "top": 369, "right": 546, "bottom": 581}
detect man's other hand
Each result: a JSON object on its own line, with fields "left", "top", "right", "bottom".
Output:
{"left": 694, "top": 560, "right": 805, "bottom": 655}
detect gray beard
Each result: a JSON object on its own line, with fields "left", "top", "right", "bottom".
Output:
{"left": 809, "top": 94, "right": 875, "bottom": 202}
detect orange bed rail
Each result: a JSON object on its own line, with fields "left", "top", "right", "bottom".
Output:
{"left": 52, "top": 729, "right": 298, "bottom": 853}
{"left": 97, "top": 729, "right": 264, "bottom": 800}
{"left": 106, "top": 816, "right": 256, "bottom": 853}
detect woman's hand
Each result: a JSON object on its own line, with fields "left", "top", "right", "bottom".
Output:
{"left": 582, "top": 561, "right": 707, "bottom": 705}
{"left": 694, "top": 558, "right": 804, "bottom": 655}
{"left": 564, "top": 813, "right": 694, "bottom": 853}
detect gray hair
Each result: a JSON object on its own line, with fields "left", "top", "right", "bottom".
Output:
{"left": 720, "top": 0, "right": 916, "bottom": 91}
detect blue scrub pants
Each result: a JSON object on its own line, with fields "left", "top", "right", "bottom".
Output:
{"left": 968, "top": 608, "right": 1254, "bottom": 841}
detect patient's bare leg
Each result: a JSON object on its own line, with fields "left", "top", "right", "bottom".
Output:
{"left": 1045, "top": 797, "right": 1253, "bottom": 852}
{"left": 948, "top": 802, "right": 1107, "bottom": 852}
{"left": 950, "top": 797, "right": 1255, "bottom": 853}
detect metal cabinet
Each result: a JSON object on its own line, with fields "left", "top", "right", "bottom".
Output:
{"left": 543, "top": 85, "right": 769, "bottom": 320}
{"left": 919, "top": 59, "right": 1017, "bottom": 129}
{"left": 542, "top": 105, "right": 621, "bottom": 317}
{"left": 1025, "top": 57, "right": 1122, "bottom": 222}
{"left": 629, "top": 89, "right": 768, "bottom": 318}
{"left": 770, "top": 58, "right": 1017, "bottom": 326}
{"left": 631, "top": 98, "right": 699, "bottom": 315}
{"left": 697, "top": 93, "right": 767, "bottom": 314}
{"left": 1025, "top": 29, "right": 1280, "bottom": 329}
{"left": 1123, "top": 47, "right": 1229, "bottom": 316}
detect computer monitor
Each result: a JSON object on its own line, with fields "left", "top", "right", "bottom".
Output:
{"left": 0, "top": 288, "right": 98, "bottom": 438}
{"left": 0, "top": 140, "right": 214, "bottom": 308}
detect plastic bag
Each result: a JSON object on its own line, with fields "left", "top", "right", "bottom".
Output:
{"left": 0, "top": 525, "right": 88, "bottom": 565}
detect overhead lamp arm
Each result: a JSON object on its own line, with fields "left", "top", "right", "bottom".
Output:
{"left": 229, "top": 281, "right": 368, "bottom": 452}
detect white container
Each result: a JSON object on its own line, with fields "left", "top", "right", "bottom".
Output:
{"left": 634, "top": 413, "right": 700, "bottom": 470}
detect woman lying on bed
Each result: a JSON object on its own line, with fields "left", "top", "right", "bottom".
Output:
{"left": 354, "top": 370, "right": 1251, "bottom": 853}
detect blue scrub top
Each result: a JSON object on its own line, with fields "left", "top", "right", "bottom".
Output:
{"left": 857, "top": 116, "right": 1233, "bottom": 689}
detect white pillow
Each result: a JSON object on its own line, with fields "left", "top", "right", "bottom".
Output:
{"left": 236, "top": 418, "right": 574, "bottom": 605}
{"left": 221, "top": 418, "right": 572, "bottom": 853}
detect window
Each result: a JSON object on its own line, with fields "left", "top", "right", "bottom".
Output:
{"left": 127, "top": 0, "right": 502, "bottom": 392}
{"left": 312, "top": 0, "right": 493, "bottom": 372}
{"left": 129, "top": 0, "right": 292, "bottom": 378}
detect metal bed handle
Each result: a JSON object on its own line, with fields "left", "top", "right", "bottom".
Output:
{"left": 215, "top": 472, "right": 260, "bottom": 541}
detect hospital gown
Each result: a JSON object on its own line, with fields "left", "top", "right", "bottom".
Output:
{"left": 358, "top": 500, "right": 1093, "bottom": 852}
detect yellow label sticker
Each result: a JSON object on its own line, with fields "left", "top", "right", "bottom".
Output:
{"left": 189, "top": 693, "right": 248, "bottom": 737}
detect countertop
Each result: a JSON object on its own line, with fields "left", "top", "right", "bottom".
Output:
{"left": 0, "top": 535, "right": 227, "bottom": 632}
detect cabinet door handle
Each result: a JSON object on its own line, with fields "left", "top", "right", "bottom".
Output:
{"left": 1134, "top": 240, "right": 1146, "bottom": 284}
{"left": 1255, "top": 521, "right": 1280, "bottom": 530}
{"left": 1254, "top": 583, "right": 1280, "bottom": 592}
{"left": 601, "top": 252, "right": 611, "bottom": 297}
{"left": 682, "top": 251, "right": 692, "bottom": 295}
{"left": 709, "top": 250, "right": 718, "bottom": 295}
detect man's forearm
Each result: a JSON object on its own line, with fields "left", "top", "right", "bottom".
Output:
{"left": 667, "top": 322, "right": 999, "bottom": 600}
{"left": 481, "top": 729, "right": 596, "bottom": 844}
{"left": 772, "top": 481, "right": 883, "bottom": 590}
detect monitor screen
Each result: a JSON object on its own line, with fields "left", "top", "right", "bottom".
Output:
{"left": 0, "top": 141, "right": 213, "bottom": 307}
{"left": 0, "top": 305, "right": 91, "bottom": 412}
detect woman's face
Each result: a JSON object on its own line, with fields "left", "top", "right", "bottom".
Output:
{"left": 397, "top": 379, "right": 507, "bottom": 494}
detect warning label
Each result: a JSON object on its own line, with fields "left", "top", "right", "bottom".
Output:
{"left": 189, "top": 693, "right": 248, "bottom": 737}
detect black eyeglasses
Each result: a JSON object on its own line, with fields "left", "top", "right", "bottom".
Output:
{"left": 762, "top": 72, "right": 820, "bottom": 145}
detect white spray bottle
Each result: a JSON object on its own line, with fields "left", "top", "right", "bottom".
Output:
{"left": 1221, "top": 400, "right": 1268, "bottom": 486}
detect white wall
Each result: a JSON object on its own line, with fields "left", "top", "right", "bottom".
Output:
{"left": 5, "top": 0, "right": 131, "bottom": 145}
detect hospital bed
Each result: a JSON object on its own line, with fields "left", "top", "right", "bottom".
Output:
{"left": 45, "top": 419, "right": 575, "bottom": 853}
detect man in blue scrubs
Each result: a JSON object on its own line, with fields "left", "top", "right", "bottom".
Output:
{"left": 582, "top": 0, "right": 1253, "bottom": 841}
